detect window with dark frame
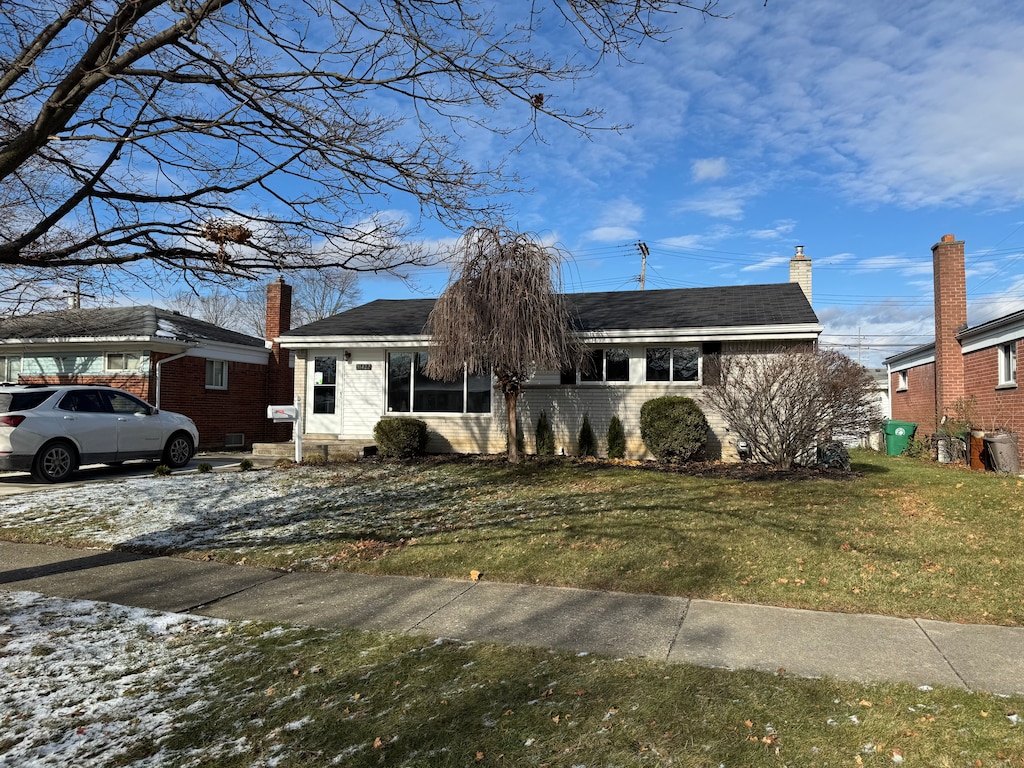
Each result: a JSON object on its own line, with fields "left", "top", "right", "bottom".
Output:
{"left": 645, "top": 347, "right": 699, "bottom": 383}
{"left": 580, "top": 348, "right": 629, "bottom": 383}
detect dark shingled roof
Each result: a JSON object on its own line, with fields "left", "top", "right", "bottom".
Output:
{"left": 0, "top": 306, "right": 266, "bottom": 348}
{"left": 284, "top": 284, "right": 818, "bottom": 337}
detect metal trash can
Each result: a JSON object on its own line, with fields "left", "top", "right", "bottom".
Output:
{"left": 884, "top": 420, "right": 917, "bottom": 456}
{"left": 983, "top": 432, "right": 1020, "bottom": 474}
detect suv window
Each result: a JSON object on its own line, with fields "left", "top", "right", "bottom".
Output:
{"left": 0, "top": 390, "right": 56, "bottom": 412}
{"left": 58, "top": 390, "right": 110, "bottom": 413}
{"left": 107, "top": 391, "right": 150, "bottom": 415}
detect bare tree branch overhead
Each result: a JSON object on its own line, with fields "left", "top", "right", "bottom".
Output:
{"left": 0, "top": 0, "right": 720, "bottom": 285}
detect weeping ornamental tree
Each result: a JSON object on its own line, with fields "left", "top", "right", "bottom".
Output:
{"left": 425, "top": 225, "right": 581, "bottom": 463}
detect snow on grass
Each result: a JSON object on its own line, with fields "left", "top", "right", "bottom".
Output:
{"left": 0, "top": 591, "right": 228, "bottom": 766}
{"left": 0, "top": 465, "right": 561, "bottom": 560}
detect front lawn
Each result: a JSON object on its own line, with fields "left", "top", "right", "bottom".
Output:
{"left": 2, "top": 450, "right": 1023, "bottom": 625}
{"left": 3, "top": 591, "right": 1023, "bottom": 767}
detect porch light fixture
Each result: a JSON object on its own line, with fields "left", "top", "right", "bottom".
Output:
{"left": 343, "top": 350, "right": 352, "bottom": 362}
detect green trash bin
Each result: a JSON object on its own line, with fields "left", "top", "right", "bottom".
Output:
{"left": 884, "top": 420, "right": 917, "bottom": 456}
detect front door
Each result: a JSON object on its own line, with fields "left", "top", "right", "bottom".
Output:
{"left": 306, "top": 355, "right": 340, "bottom": 433}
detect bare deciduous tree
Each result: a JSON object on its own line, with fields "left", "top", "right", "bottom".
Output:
{"left": 702, "top": 347, "right": 882, "bottom": 469}
{"left": 424, "top": 225, "right": 580, "bottom": 463}
{"left": 0, "top": 0, "right": 719, "bottom": 291}
{"left": 168, "top": 269, "right": 361, "bottom": 336}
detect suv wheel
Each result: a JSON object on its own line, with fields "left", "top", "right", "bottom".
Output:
{"left": 163, "top": 432, "right": 194, "bottom": 468}
{"left": 32, "top": 440, "right": 77, "bottom": 483}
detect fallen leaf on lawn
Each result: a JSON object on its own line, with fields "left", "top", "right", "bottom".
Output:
{"left": 475, "top": 751, "right": 484, "bottom": 762}
{"left": 745, "top": 719, "right": 754, "bottom": 728}
{"left": 860, "top": 700, "right": 873, "bottom": 707}
{"left": 373, "top": 737, "right": 383, "bottom": 749}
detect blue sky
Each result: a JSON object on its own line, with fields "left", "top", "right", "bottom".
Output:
{"left": 348, "top": 0, "right": 1024, "bottom": 369}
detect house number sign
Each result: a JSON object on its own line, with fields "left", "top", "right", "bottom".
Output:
{"left": 356, "top": 363, "right": 372, "bottom": 371}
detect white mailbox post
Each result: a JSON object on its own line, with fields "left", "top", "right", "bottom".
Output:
{"left": 267, "top": 398, "right": 302, "bottom": 463}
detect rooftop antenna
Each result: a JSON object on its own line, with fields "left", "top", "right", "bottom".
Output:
{"left": 636, "top": 241, "right": 649, "bottom": 291}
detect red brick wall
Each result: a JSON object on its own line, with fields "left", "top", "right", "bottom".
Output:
{"left": 932, "top": 235, "right": 966, "bottom": 416}
{"left": 890, "top": 362, "right": 937, "bottom": 435}
{"left": 962, "top": 344, "right": 1024, "bottom": 464}
{"left": 18, "top": 374, "right": 151, "bottom": 401}
{"left": 265, "top": 278, "right": 294, "bottom": 442}
{"left": 153, "top": 353, "right": 274, "bottom": 450}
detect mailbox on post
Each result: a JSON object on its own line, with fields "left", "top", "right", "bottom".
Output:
{"left": 267, "top": 405, "right": 299, "bottom": 422}
{"left": 266, "top": 399, "right": 302, "bottom": 462}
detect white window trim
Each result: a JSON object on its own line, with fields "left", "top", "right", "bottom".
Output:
{"left": 206, "top": 359, "right": 229, "bottom": 390}
{"left": 896, "top": 371, "right": 908, "bottom": 392}
{"left": 998, "top": 342, "right": 1017, "bottom": 388}
{"left": 104, "top": 351, "right": 143, "bottom": 372}
{"left": 0, "top": 354, "right": 21, "bottom": 382}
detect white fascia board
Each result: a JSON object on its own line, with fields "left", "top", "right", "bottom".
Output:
{"left": 960, "top": 323, "right": 1024, "bottom": 355}
{"left": 280, "top": 334, "right": 430, "bottom": 349}
{"left": 0, "top": 338, "right": 196, "bottom": 354}
{"left": 188, "top": 340, "right": 270, "bottom": 364}
{"left": 887, "top": 347, "right": 935, "bottom": 371}
{"left": 577, "top": 323, "right": 824, "bottom": 344}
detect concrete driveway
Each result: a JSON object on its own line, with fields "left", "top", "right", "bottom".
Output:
{"left": 0, "top": 453, "right": 265, "bottom": 497}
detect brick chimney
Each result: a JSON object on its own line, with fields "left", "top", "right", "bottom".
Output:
{"left": 266, "top": 278, "right": 294, "bottom": 438}
{"left": 932, "top": 234, "right": 966, "bottom": 420}
{"left": 789, "top": 245, "right": 812, "bottom": 304}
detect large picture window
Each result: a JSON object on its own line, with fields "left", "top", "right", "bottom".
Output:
{"left": 580, "top": 348, "right": 629, "bottom": 383}
{"left": 645, "top": 347, "right": 699, "bottom": 383}
{"left": 387, "top": 352, "right": 491, "bottom": 414}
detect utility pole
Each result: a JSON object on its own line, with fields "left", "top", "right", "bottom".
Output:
{"left": 636, "top": 241, "right": 649, "bottom": 291}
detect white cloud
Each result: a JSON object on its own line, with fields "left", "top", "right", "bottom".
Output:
{"left": 692, "top": 157, "right": 729, "bottom": 182}
{"left": 587, "top": 225, "right": 639, "bottom": 242}
{"left": 674, "top": 187, "right": 750, "bottom": 219}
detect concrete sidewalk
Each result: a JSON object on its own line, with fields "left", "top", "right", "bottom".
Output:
{"left": 2, "top": 540, "right": 1023, "bottom": 696}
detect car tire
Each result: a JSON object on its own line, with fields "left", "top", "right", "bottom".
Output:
{"left": 32, "top": 440, "right": 77, "bottom": 483}
{"left": 163, "top": 432, "right": 194, "bottom": 468}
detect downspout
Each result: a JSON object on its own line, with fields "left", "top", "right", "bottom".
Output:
{"left": 154, "top": 352, "right": 189, "bottom": 410}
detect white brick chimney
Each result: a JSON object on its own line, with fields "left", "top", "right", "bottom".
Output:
{"left": 789, "top": 245, "right": 812, "bottom": 305}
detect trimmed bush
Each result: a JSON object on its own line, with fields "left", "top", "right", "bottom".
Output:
{"left": 373, "top": 417, "right": 428, "bottom": 458}
{"left": 153, "top": 464, "right": 171, "bottom": 476}
{"left": 239, "top": 458, "right": 255, "bottom": 471}
{"left": 535, "top": 411, "right": 555, "bottom": 456}
{"left": 196, "top": 462, "right": 213, "bottom": 474}
{"left": 639, "top": 396, "right": 709, "bottom": 462}
{"left": 607, "top": 415, "right": 626, "bottom": 459}
{"left": 578, "top": 413, "right": 597, "bottom": 457}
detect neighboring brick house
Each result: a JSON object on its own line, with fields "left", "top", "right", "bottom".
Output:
{"left": 887, "top": 234, "right": 1024, "bottom": 465}
{"left": 275, "top": 252, "right": 822, "bottom": 460}
{"left": 0, "top": 279, "right": 294, "bottom": 450}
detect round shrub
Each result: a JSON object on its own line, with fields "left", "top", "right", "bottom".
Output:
{"left": 196, "top": 462, "right": 213, "bottom": 474}
{"left": 607, "top": 415, "right": 626, "bottom": 459}
{"left": 639, "top": 396, "right": 709, "bottom": 462}
{"left": 373, "top": 417, "right": 428, "bottom": 458}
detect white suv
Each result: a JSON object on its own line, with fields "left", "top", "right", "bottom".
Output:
{"left": 0, "top": 385, "right": 199, "bottom": 482}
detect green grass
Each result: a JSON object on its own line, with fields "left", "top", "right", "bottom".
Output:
{"left": 5, "top": 449, "right": 1024, "bottom": 625}
{"left": 221, "top": 450, "right": 1024, "bottom": 626}
{"left": 128, "top": 620, "right": 1024, "bottom": 767}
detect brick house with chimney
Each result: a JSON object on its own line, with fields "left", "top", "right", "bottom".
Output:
{"left": 0, "top": 279, "right": 294, "bottom": 450}
{"left": 887, "top": 234, "right": 1024, "bottom": 467}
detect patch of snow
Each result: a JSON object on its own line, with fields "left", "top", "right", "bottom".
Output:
{"left": 0, "top": 591, "right": 227, "bottom": 766}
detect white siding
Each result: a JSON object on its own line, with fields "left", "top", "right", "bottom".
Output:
{"left": 342, "top": 349, "right": 385, "bottom": 438}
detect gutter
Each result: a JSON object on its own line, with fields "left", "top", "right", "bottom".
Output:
{"left": 154, "top": 352, "right": 189, "bottom": 410}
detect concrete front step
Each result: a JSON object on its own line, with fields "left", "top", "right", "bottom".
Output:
{"left": 251, "top": 438, "right": 376, "bottom": 461}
